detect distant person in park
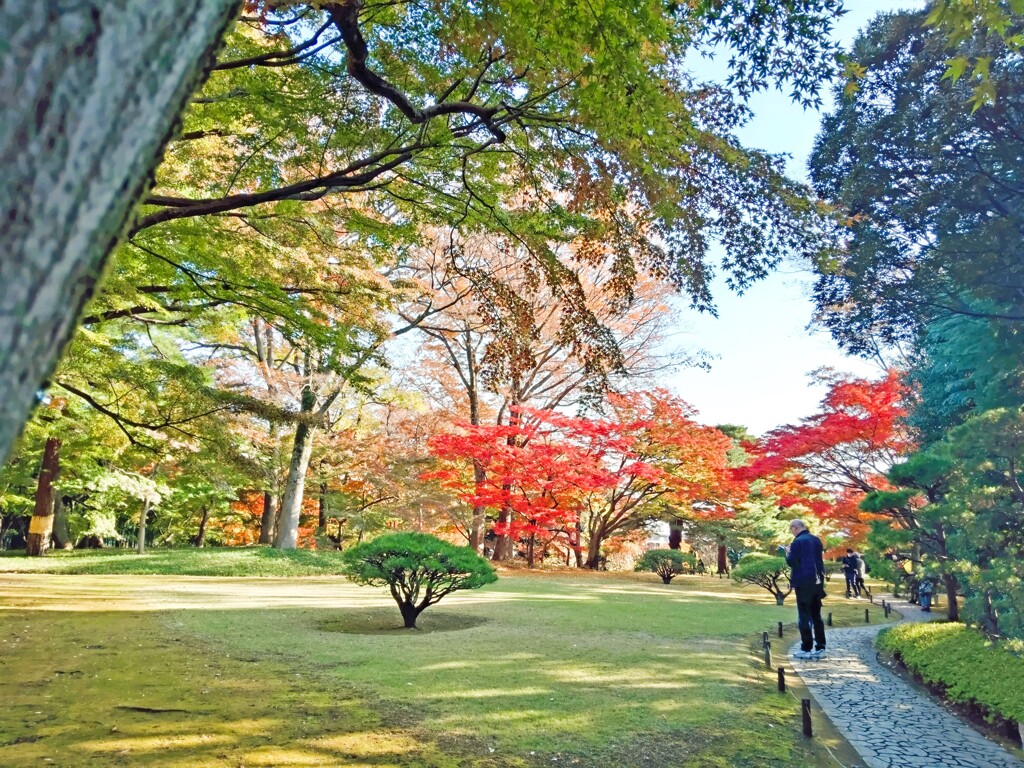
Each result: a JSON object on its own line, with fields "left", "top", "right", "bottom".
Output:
{"left": 841, "top": 548, "right": 859, "bottom": 598}
{"left": 781, "top": 519, "right": 827, "bottom": 660}
{"left": 918, "top": 576, "right": 933, "bottom": 612}
{"left": 853, "top": 550, "right": 870, "bottom": 599}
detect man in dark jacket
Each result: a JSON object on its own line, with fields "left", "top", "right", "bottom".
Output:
{"left": 784, "top": 519, "right": 827, "bottom": 660}
{"left": 841, "top": 548, "right": 858, "bottom": 598}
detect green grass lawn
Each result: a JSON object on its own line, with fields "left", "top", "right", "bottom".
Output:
{"left": 0, "top": 551, "right": 882, "bottom": 767}
{"left": 0, "top": 546, "right": 348, "bottom": 576}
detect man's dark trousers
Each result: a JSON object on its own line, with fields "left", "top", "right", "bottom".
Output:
{"left": 795, "top": 585, "right": 826, "bottom": 652}
{"left": 844, "top": 573, "right": 856, "bottom": 597}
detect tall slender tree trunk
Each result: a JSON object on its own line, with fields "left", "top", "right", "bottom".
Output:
{"left": 469, "top": 461, "right": 488, "bottom": 553}
{"left": 0, "top": 0, "right": 239, "bottom": 463}
{"left": 25, "top": 437, "right": 61, "bottom": 556}
{"left": 467, "top": 379, "right": 487, "bottom": 552}
{"left": 318, "top": 481, "right": 329, "bottom": 531}
{"left": 137, "top": 497, "right": 152, "bottom": 554}
{"left": 193, "top": 506, "right": 210, "bottom": 547}
{"left": 259, "top": 491, "right": 278, "bottom": 545}
{"left": 491, "top": 402, "right": 520, "bottom": 562}
{"left": 274, "top": 421, "right": 316, "bottom": 550}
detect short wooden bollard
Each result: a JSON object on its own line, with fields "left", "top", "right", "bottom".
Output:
{"left": 778, "top": 621, "right": 784, "bottom": 638}
{"left": 801, "top": 698, "right": 813, "bottom": 737}
{"left": 764, "top": 641, "right": 772, "bottom": 669}
{"left": 777, "top": 667, "right": 786, "bottom": 693}
{"left": 762, "top": 631, "right": 769, "bottom": 648}
{"left": 827, "top": 612, "right": 832, "bottom": 626}
{"left": 869, "top": 592, "right": 874, "bottom": 604}
{"left": 865, "top": 608, "right": 870, "bottom": 623}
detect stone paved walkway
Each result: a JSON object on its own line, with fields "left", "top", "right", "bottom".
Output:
{"left": 788, "top": 595, "right": 1022, "bottom": 768}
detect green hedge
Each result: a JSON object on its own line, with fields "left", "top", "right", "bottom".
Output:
{"left": 877, "top": 622, "right": 1024, "bottom": 723}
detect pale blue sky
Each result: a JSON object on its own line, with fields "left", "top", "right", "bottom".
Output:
{"left": 662, "top": 0, "right": 921, "bottom": 435}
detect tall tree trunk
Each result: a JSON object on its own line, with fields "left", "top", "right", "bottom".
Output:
{"left": 491, "top": 402, "right": 520, "bottom": 562}
{"left": 571, "top": 519, "right": 584, "bottom": 568}
{"left": 0, "top": 0, "right": 239, "bottom": 462}
{"left": 259, "top": 491, "right": 278, "bottom": 545}
{"left": 467, "top": 383, "right": 487, "bottom": 552}
{"left": 492, "top": 504, "right": 513, "bottom": 561}
{"left": 585, "top": 524, "right": 606, "bottom": 569}
{"left": 318, "top": 481, "right": 329, "bottom": 530}
{"left": 51, "top": 495, "right": 73, "bottom": 550}
{"left": 25, "top": 437, "right": 61, "bottom": 556}
{"left": 137, "top": 497, "right": 152, "bottom": 554}
{"left": 469, "top": 460, "right": 488, "bottom": 553}
{"left": 274, "top": 421, "right": 316, "bottom": 550}
{"left": 943, "top": 572, "right": 959, "bottom": 622}
{"left": 192, "top": 506, "right": 211, "bottom": 547}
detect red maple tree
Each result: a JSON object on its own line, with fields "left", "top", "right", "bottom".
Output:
{"left": 738, "top": 370, "right": 912, "bottom": 550}
{"left": 425, "top": 390, "right": 744, "bottom": 567}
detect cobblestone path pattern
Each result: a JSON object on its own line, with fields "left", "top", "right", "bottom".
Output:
{"left": 789, "top": 595, "right": 1022, "bottom": 768}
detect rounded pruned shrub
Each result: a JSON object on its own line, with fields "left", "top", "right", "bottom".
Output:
{"left": 635, "top": 549, "right": 696, "bottom": 584}
{"left": 340, "top": 532, "right": 497, "bottom": 628}
{"left": 731, "top": 553, "right": 792, "bottom": 604}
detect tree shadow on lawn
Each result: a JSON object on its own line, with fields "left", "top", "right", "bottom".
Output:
{"left": 318, "top": 607, "right": 490, "bottom": 634}
{"left": 0, "top": 609, "right": 516, "bottom": 767}
{"left": 186, "top": 605, "right": 827, "bottom": 767}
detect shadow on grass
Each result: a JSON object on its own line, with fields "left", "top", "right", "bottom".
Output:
{"left": 317, "top": 608, "right": 490, "bottom": 634}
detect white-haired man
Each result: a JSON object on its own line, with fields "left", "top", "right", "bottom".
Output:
{"left": 782, "top": 519, "right": 827, "bottom": 660}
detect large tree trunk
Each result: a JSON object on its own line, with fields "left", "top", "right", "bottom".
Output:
{"left": 25, "top": 437, "right": 61, "bottom": 556}
{"left": 0, "top": 0, "right": 239, "bottom": 462}
{"left": 259, "top": 491, "right": 278, "bottom": 545}
{"left": 274, "top": 422, "right": 316, "bottom": 550}
{"left": 584, "top": 523, "right": 606, "bottom": 569}
{"left": 943, "top": 572, "right": 959, "bottom": 622}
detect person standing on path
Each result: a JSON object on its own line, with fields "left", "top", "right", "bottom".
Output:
{"left": 853, "top": 550, "right": 870, "bottom": 600}
{"left": 841, "top": 548, "right": 858, "bottom": 598}
{"left": 919, "top": 576, "right": 934, "bottom": 612}
{"left": 783, "top": 519, "right": 827, "bottom": 660}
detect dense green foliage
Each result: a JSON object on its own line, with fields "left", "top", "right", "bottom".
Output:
{"left": 340, "top": 532, "right": 497, "bottom": 627}
{"left": 731, "top": 553, "right": 791, "bottom": 604}
{"left": 877, "top": 622, "right": 1024, "bottom": 723}
{"left": 634, "top": 549, "right": 696, "bottom": 583}
{"left": 812, "top": 9, "right": 1024, "bottom": 639}
{"left": 2, "top": 0, "right": 852, "bottom": 554}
